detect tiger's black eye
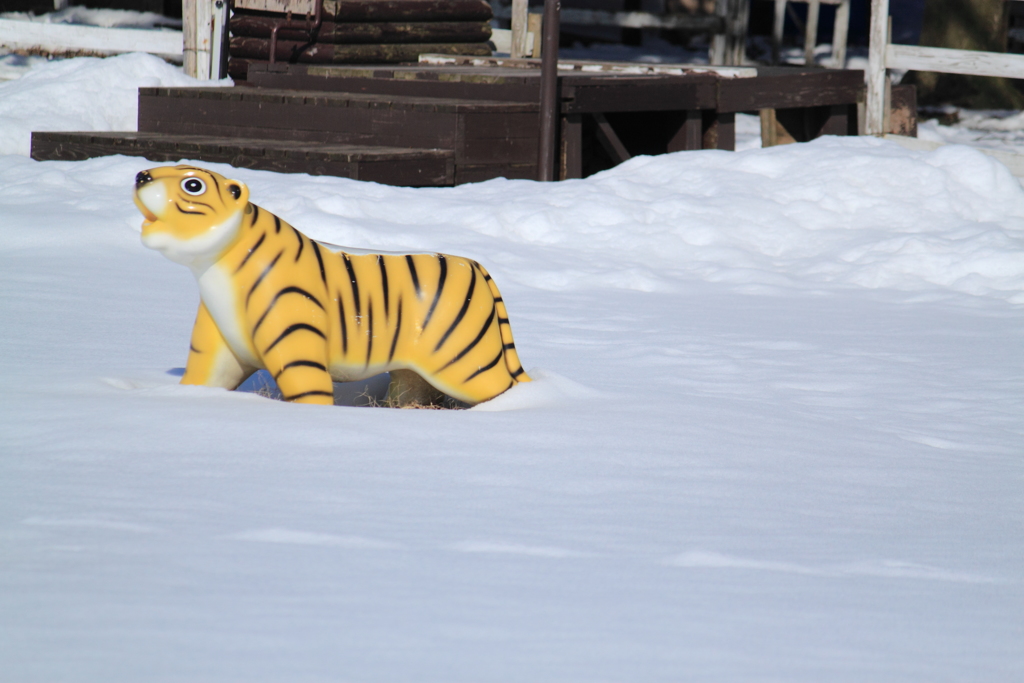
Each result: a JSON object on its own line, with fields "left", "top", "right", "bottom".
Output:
{"left": 181, "top": 178, "right": 206, "bottom": 195}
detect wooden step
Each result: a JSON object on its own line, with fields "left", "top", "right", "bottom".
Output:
{"left": 136, "top": 87, "right": 541, "bottom": 183}
{"left": 30, "top": 132, "right": 455, "bottom": 187}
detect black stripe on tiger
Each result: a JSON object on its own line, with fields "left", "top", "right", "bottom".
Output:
{"left": 388, "top": 296, "right": 402, "bottom": 364}
{"left": 503, "top": 342, "right": 516, "bottom": 350}
{"left": 497, "top": 316, "right": 510, "bottom": 325}
{"left": 337, "top": 294, "right": 348, "bottom": 355}
{"left": 252, "top": 285, "right": 326, "bottom": 336}
{"left": 264, "top": 323, "right": 326, "bottom": 354}
{"left": 365, "top": 297, "right": 374, "bottom": 368}
{"left": 249, "top": 204, "right": 260, "bottom": 226}
{"left": 274, "top": 359, "right": 327, "bottom": 380}
{"left": 378, "top": 256, "right": 390, "bottom": 320}
{"left": 184, "top": 199, "right": 215, "bottom": 211}
{"left": 281, "top": 390, "right": 333, "bottom": 402}
{"left": 465, "top": 348, "right": 504, "bottom": 382}
{"left": 342, "top": 254, "right": 361, "bottom": 320}
{"left": 405, "top": 255, "right": 421, "bottom": 298}
{"left": 246, "top": 250, "right": 284, "bottom": 307}
{"left": 235, "top": 232, "right": 266, "bottom": 273}
{"left": 273, "top": 214, "right": 281, "bottom": 234}
{"left": 422, "top": 254, "right": 447, "bottom": 332}
{"left": 511, "top": 367, "right": 526, "bottom": 378}
{"left": 293, "top": 228, "right": 304, "bottom": 262}
{"left": 311, "top": 241, "right": 327, "bottom": 287}
{"left": 434, "top": 267, "right": 476, "bottom": 353}
{"left": 438, "top": 301, "right": 494, "bottom": 371}
{"left": 189, "top": 344, "right": 200, "bottom": 353}
{"left": 206, "top": 172, "right": 219, "bottom": 194}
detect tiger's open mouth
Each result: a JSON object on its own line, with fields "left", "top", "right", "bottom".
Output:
{"left": 133, "top": 191, "right": 159, "bottom": 225}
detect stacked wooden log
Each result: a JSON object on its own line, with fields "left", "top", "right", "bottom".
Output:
{"left": 229, "top": 0, "right": 493, "bottom": 80}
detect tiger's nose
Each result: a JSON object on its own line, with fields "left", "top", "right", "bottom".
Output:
{"left": 135, "top": 170, "right": 153, "bottom": 188}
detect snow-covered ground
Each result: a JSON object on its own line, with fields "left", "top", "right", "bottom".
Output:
{"left": 2, "top": 54, "right": 1024, "bottom": 681}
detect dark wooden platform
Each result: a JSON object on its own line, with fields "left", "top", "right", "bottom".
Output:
{"left": 135, "top": 87, "right": 541, "bottom": 183}
{"left": 31, "top": 132, "right": 455, "bottom": 186}
{"left": 29, "top": 62, "right": 867, "bottom": 187}
{"left": 244, "top": 62, "right": 864, "bottom": 177}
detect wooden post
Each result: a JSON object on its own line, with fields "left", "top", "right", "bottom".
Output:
{"left": 711, "top": 0, "right": 727, "bottom": 63}
{"left": 211, "top": 0, "right": 229, "bottom": 79}
{"left": 724, "top": 0, "right": 750, "bottom": 66}
{"left": 510, "top": 0, "right": 528, "bottom": 59}
{"left": 528, "top": 12, "right": 543, "bottom": 58}
{"left": 803, "top": 0, "right": 819, "bottom": 65}
{"left": 537, "top": 0, "right": 560, "bottom": 181}
{"left": 865, "top": 0, "right": 889, "bottom": 135}
{"left": 183, "top": 0, "right": 215, "bottom": 79}
{"left": 831, "top": 0, "right": 850, "bottom": 67}
{"left": 771, "top": 0, "right": 786, "bottom": 64}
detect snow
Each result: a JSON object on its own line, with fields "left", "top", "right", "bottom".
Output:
{"left": 0, "top": 5, "right": 181, "bottom": 30}
{"left": 2, "top": 54, "right": 1024, "bottom": 682}
{"left": 0, "top": 53, "right": 230, "bottom": 157}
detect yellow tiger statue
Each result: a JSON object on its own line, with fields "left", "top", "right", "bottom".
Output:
{"left": 134, "top": 164, "right": 530, "bottom": 407}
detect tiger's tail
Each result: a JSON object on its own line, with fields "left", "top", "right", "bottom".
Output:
{"left": 476, "top": 263, "right": 531, "bottom": 384}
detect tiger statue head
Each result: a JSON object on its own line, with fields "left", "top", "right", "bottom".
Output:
{"left": 134, "top": 165, "right": 250, "bottom": 269}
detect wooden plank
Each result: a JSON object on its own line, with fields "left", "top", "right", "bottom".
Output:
{"left": 247, "top": 66, "right": 543, "bottom": 100}
{"left": 666, "top": 110, "right": 702, "bottom": 152}
{"left": 886, "top": 43, "right": 1024, "bottom": 79}
{"left": 492, "top": 4, "right": 724, "bottom": 31}
{"left": 591, "top": 113, "right": 631, "bottom": 163}
{"left": 560, "top": 113, "right": 582, "bottom": 180}
{"left": 701, "top": 110, "right": 735, "bottom": 150}
{"left": 460, "top": 136, "right": 537, "bottom": 164}
{"left": 888, "top": 84, "right": 916, "bottom": 137}
{"left": 418, "top": 53, "right": 756, "bottom": 78}
{"left": 564, "top": 77, "right": 717, "bottom": 113}
{"left": 142, "top": 85, "right": 537, "bottom": 112}
{"left": 229, "top": 37, "right": 491, "bottom": 63}
{"left": 234, "top": 0, "right": 493, "bottom": 22}
{"left": 461, "top": 111, "right": 539, "bottom": 139}
{"left": 30, "top": 132, "right": 455, "bottom": 186}
{"left": 229, "top": 17, "right": 492, "bottom": 44}
{"left": 716, "top": 69, "right": 863, "bottom": 112}
{"left": 0, "top": 18, "right": 182, "bottom": 59}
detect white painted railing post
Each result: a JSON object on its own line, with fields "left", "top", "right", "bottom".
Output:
{"left": 832, "top": 0, "right": 850, "bottom": 67}
{"left": 183, "top": 0, "right": 217, "bottom": 79}
{"left": 865, "top": 0, "right": 889, "bottom": 135}
{"left": 510, "top": 0, "right": 529, "bottom": 59}
{"left": 803, "top": 0, "right": 819, "bottom": 65}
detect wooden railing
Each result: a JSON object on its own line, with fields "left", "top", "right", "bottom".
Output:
{"left": 866, "top": 0, "right": 1024, "bottom": 135}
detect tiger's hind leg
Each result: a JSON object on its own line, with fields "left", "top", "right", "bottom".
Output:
{"left": 386, "top": 369, "right": 447, "bottom": 408}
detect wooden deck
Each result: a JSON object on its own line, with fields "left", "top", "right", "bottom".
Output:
{"left": 30, "top": 62, "right": 867, "bottom": 186}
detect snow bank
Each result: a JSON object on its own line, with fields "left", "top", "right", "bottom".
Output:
{"left": 3, "top": 136, "right": 1024, "bottom": 304}
{"left": 0, "top": 6, "right": 181, "bottom": 29}
{"left": 0, "top": 53, "right": 230, "bottom": 156}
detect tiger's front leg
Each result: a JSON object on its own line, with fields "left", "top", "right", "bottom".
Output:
{"left": 181, "top": 302, "right": 253, "bottom": 389}
{"left": 256, "top": 309, "right": 335, "bottom": 405}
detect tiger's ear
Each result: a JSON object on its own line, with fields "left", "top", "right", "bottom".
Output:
{"left": 226, "top": 179, "right": 249, "bottom": 206}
